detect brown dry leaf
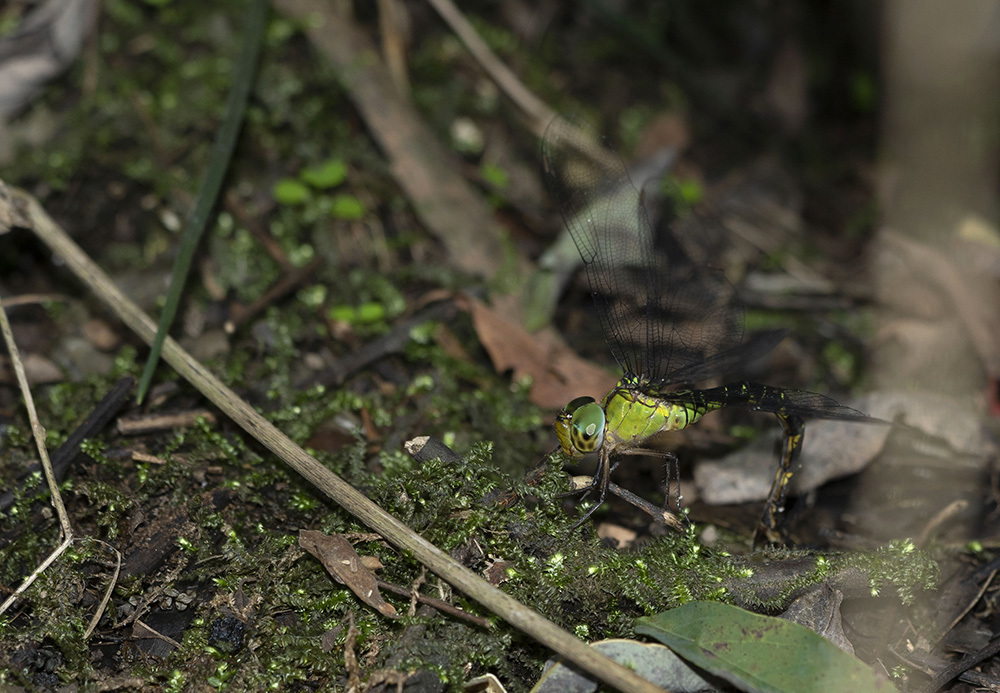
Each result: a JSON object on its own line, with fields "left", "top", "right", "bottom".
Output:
{"left": 483, "top": 559, "right": 511, "bottom": 586}
{"left": 458, "top": 294, "right": 617, "bottom": 410}
{"left": 299, "top": 530, "right": 398, "bottom": 618}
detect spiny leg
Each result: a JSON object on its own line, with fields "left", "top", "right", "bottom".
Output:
{"left": 564, "top": 449, "right": 683, "bottom": 530}
{"left": 754, "top": 413, "right": 805, "bottom": 547}
{"left": 565, "top": 449, "right": 612, "bottom": 530}
{"left": 606, "top": 481, "right": 683, "bottom": 529}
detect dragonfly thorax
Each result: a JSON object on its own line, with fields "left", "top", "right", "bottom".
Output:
{"left": 555, "top": 396, "right": 606, "bottom": 457}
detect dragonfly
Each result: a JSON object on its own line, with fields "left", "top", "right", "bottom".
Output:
{"left": 541, "top": 117, "right": 882, "bottom": 545}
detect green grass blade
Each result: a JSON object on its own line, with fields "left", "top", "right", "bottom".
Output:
{"left": 136, "top": 0, "right": 269, "bottom": 404}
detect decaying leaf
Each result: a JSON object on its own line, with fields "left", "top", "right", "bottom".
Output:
{"left": 459, "top": 294, "right": 617, "bottom": 409}
{"left": 299, "top": 530, "right": 398, "bottom": 618}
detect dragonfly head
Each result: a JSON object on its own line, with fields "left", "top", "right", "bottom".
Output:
{"left": 555, "top": 396, "right": 606, "bottom": 457}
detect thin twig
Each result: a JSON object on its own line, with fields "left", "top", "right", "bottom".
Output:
{"left": 133, "top": 620, "right": 182, "bottom": 649}
{"left": 116, "top": 409, "right": 216, "bottom": 436}
{"left": 916, "top": 499, "right": 969, "bottom": 548}
{"left": 0, "top": 288, "right": 77, "bottom": 615}
{"left": 224, "top": 256, "right": 323, "bottom": 334}
{"left": 424, "top": 0, "right": 552, "bottom": 134}
{"left": 0, "top": 292, "right": 71, "bottom": 536}
{"left": 0, "top": 536, "right": 74, "bottom": 616}
{"left": 0, "top": 293, "right": 68, "bottom": 308}
{"left": 425, "top": 0, "right": 617, "bottom": 170}
{"left": 85, "top": 540, "right": 123, "bottom": 639}
{"left": 374, "top": 576, "right": 490, "bottom": 629}
{"left": 932, "top": 568, "right": 997, "bottom": 649}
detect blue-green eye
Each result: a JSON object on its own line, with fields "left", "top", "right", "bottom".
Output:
{"left": 570, "top": 401, "right": 605, "bottom": 453}
{"left": 565, "top": 396, "right": 595, "bottom": 414}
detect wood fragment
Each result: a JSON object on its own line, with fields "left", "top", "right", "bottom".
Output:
{"left": 117, "top": 409, "right": 216, "bottom": 435}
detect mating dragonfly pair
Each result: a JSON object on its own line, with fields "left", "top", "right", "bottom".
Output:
{"left": 542, "top": 118, "right": 882, "bottom": 545}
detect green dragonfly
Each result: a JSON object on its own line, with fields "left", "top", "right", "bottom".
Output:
{"left": 542, "top": 118, "right": 882, "bottom": 545}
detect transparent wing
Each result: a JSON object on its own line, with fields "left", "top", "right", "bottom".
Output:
{"left": 541, "top": 116, "right": 743, "bottom": 384}
{"left": 738, "top": 388, "right": 882, "bottom": 423}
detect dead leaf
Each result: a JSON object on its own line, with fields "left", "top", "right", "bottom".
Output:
{"left": 458, "top": 294, "right": 617, "bottom": 409}
{"left": 694, "top": 402, "right": 893, "bottom": 506}
{"left": 780, "top": 585, "right": 854, "bottom": 655}
{"left": 483, "top": 559, "right": 511, "bottom": 586}
{"left": 299, "top": 530, "right": 398, "bottom": 618}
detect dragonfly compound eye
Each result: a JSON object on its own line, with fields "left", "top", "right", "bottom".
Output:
{"left": 570, "top": 401, "right": 606, "bottom": 454}
{"left": 556, "top": 396, "right": 602, "bottom": 457}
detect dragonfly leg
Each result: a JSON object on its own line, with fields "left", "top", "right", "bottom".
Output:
{"left": 606, "top": 481, "right": 683, "bottom": 529}
{"left": 565, "top": 449, "right": 684, "bottom": 530}
{"left": 565, "top": 449, "right": 612, "bottom": 530}
{"left": 754, "top": 413, "right": 805, "bottom": 547}
{"left": 614, "top": 449, "right": 683, "bottom": 517}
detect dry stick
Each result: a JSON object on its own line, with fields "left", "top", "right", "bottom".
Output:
{"left": 0, "top": 305, "right": 124, "bottom": 628}
{"left": 424, "top": 0, "right": 552, "bottom": 135}
{"left": 932, "top": 567, "right": 998, "bottom": 649}
{"left": 14, "top": 187, "right": 666, "bottom": 693}
{"left": 425, "top": 0, "right": 617, "bottom": 170}
{"left": 0, "top": 289, "right": 74, "bottom": 614}
{"left": 84, "top": 540, "right": 123, "bottom": 639}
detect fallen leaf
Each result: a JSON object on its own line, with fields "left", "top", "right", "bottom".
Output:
{"left": 636, "top": 602, "right": 893, "bottom": 693}
{"left": 299, "top": 530, "right": 397, "bottom": 618}
{"left": 780, "top": 585, "right": 855, "bottom": 655}
{"left": 459, "top": 294, "right": 617, "bottom": 409}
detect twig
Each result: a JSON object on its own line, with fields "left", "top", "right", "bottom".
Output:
{"left": 224, "top": 256, "right": 323, "bottom": 334}
{"left": 85, "top": 540, "right": 123, "bottom": 639}
{"left": 916, "top": 499, "right": 969, "bottom": 548}
{"left": 133, "top": 620, "right": 182, "bottom": 649}
{"left": 425, "top": 0, "right": 552, "bottom": 135}
{"left": 931, "top": 568, "right": 998, "bottom": 649}
{"left": 0, "top": 293, "right": 67, "bottom": 308}
{"left": 223, "top": 189, "right": 289, "bottom": 270}
{"left": 425, "top": 0, "right": 618, "bottom": 170}
{"left": 374, "top": 576, "right": 490, "bottom": 629}
{"left": 0, "top": 290, "right": 74, "bottom": 614}
{"left": 10, "top": 183, "right": 666, "bottom": 693}
{"left": 301, "top": 301, "right": 455, "bottom": 388}
{"left": 116, "top": 409, "right": 216, "bottom": 436}
{"left": 921, "top": 635, "right": 1000, "bottom": 693}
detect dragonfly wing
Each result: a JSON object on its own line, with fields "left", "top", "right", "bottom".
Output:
{"left": 738, "top": 387, "right": 885, "bottom": 423}
{"left": 541, "top": 116, "right": 743, "bottom": 382}
{"left": 663, "top": 329, "right": 788, "bottom": 386}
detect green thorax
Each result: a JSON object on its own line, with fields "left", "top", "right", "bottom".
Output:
{"left": 601, "top": 375, "right": 723, "bottom": 449}
{"left": 555, "top": 378, "right": 779, "bottom": 458}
